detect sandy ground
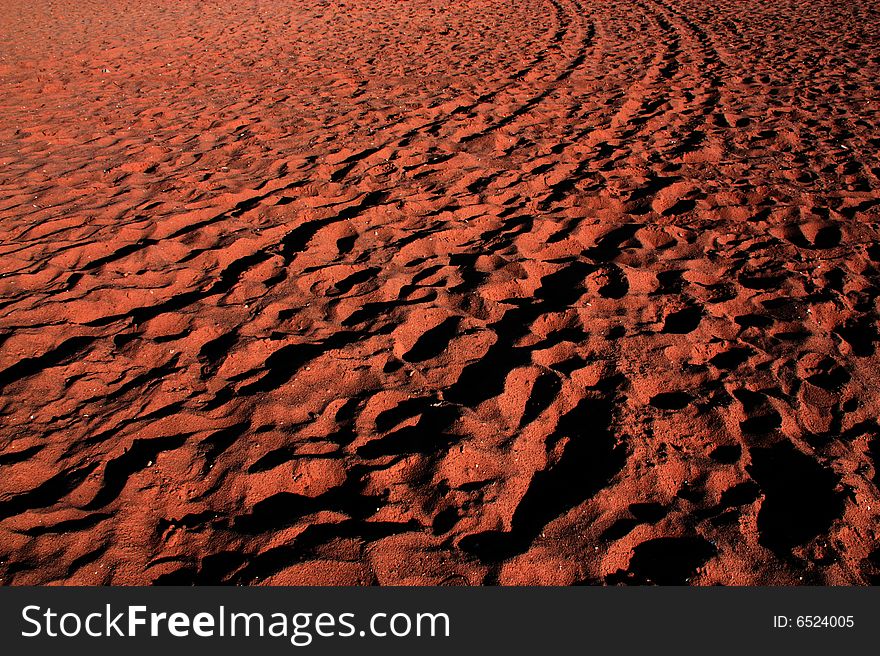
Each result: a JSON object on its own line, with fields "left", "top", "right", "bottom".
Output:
{"left": 1, "top": 0, "right": 879, "bottom": 585}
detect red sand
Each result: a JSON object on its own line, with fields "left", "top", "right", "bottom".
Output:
{"left": 1, "top": 0, "right": 879, "bottom": 585}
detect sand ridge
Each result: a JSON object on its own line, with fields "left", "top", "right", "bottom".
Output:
{"left": 1, "top": 0, "right": 879, "bottom": 584}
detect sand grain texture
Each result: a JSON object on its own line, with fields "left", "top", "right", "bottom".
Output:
{"left": 1, "top": 0, "right": 880, "bottom": 584}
